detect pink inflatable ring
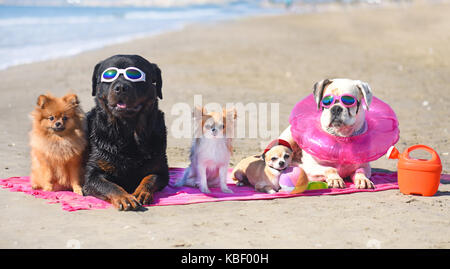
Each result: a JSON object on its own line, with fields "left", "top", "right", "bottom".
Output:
{"left": 289, "top": 94, "right": 399, "bottom": 164}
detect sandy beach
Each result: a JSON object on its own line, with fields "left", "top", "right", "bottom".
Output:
{"left": 0, "top": 1, "right": 449, "bottom": 249}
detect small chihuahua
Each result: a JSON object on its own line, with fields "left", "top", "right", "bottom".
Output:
{"left": 175, "top": 106, "right": 237, "bottom": 193}
{"left": 232, "top": 140, "right": 294, "bottom": 193}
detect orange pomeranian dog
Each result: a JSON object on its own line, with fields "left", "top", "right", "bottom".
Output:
{"left": 29, "top": 92, "right": 87, "bottom": 195}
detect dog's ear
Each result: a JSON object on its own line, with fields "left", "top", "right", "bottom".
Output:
{"left": 37, "top": 95, "right": 49, "bottom": 109}
{"left": 356, "top": 80, "right": 373, "bottom": 110}
{"left": 223, "top": 107, "right": 237, "bottom": 120}
{"left": 63, "top": 93, "right": 80, "bottom": 106}
{"left": 91, "top": 62, "right": 101, "bottom": 97}
{"left": 313, "top": 79, "right": 333, "bottom": 110}
{"left": 193, "top": 105, "right": 204, "bottom": 119}
{"left": 231, "top": 108, "right": 237, "bottom": 120}
{"left": 223, "top": 107, "right": 237, "bottom": 138}
{"left": 151, "top": 63, "right": 163, "bottom": 99}
{"left": 193, "top": 106, "right": 204, "bottom": 138}
{"left": 260, "top": 153, "right": 266, "bottom": 161}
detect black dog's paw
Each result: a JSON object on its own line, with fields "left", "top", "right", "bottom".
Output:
{"left": 110, "top": 193, "right": 142, "bottom": 211}
{"left": 132, "top": 189, "right": 154, "bottom": 206}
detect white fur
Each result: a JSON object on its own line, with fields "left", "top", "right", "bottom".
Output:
{"left": 175, "top": 137, "right": 233, "bottom": 193}
{"left": 268, "top": 166, "right": 282, "bottom": 177}
{"left": 319, "top": 78, "right": 370, "bottom": 137}
{"left": 279, "top": 78, "right": 375, "bottom": 189}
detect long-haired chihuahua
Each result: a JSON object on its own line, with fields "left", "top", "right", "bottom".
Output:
{"left": 175, "top": 106, "right": 237, "bottom": 193}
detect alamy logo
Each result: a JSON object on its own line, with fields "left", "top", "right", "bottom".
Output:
{"left": 170, "top": 95, "right": 280, "bottom": 140}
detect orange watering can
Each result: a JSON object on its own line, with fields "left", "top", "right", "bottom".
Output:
{"left": 387, "top": 145, "right": 442, "bottom": 196}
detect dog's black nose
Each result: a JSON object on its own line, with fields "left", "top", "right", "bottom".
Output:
{"left": 331, "top": 106, "right": 343, "bottom": 115}
{"left": 279, "top": 161, "right": 285, "bottom": 167}
{"left": 113, "top": 84, "right": 126, "bottom": 94}
{"left": 55, "top": 122, "right": 62, "bottom": 127}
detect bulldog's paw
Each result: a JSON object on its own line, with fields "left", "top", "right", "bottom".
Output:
{"left": 326, "top": 175, "right": 346, "bottom": 189}
{"left": 353, "top": 173, "right": 375, "bottom": 189}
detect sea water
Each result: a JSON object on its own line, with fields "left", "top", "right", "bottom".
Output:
{"left": 0, "top": 1, "right": 280, "bottom": 70}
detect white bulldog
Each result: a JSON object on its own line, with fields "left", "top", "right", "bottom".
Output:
{"left": 279, "top": 78, "right": 375, "bottom": 189}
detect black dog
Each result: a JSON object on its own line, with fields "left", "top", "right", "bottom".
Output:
{"left": 82, "top": 55, "right": 169, "bottom": 211}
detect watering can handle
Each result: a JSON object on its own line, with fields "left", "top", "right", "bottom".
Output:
{"left": 405, "top": 145, "right": 439, "bottom": 162}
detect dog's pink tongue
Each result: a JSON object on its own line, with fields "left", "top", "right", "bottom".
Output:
{"left": 117, "top": 102, "right": 127, "bottom": 109}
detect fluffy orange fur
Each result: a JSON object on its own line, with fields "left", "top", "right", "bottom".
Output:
{"left": 29, "top": 92, "right": 87, "bottom": 195}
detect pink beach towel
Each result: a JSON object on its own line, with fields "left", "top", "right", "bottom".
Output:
{"left": 1, "top": 168, "right": 449, "bottom": 212}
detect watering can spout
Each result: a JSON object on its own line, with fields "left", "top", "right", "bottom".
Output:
{"left": 386, "top": 146, "right": 400, "bottom": 160}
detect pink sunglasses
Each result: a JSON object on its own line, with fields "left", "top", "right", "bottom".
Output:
{"left": 320, "top": 94, "right": 358, "bottom": 109}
